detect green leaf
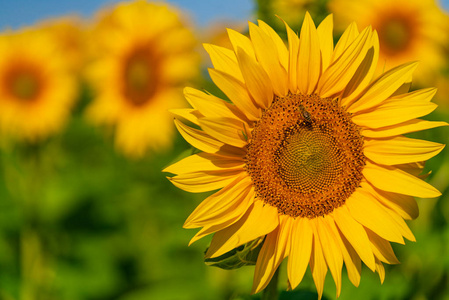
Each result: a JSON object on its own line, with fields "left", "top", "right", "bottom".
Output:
{"left": 205, "top": 237, "right": 264, "bottom": 270}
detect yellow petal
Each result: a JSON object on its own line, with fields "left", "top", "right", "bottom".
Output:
{"left": 396, "top": 162, "right": 426, "bottom": 177}
{"left": 364, "top": 136, "right": 445, "bottom": 165}
{"left": 378, "top": 202, "right": 416, "bottom": 242}
{"left": 206, "top": 200, "right": 279, "bottom": 258}
{"left": 363, "top": 162, "right": 441, "bottom": 198}
{"left": 283, "top": 19, "right": 300, "bottom": 93}
{"left": 317, "top": 14, "right": 334, "bottom": 71}
{"left": 332, "top": 22, "right": 359, "bottom": 61}
{"left": 362, "top": 119, "right": 448, "bottom": 138}
{"left": 184, "top": 87, "right": 247, "bottom": 122}
{"left": 362, "top": 181, "right": 419, "bottom": 220}
{"left": 278, "top": 215, "right": 293, "bottom": 259}
{"left": 163, "top": 152, "right": 244, "bottom": 175}
{"left": 352, "top": 88, "right": 438, "bottom": 129}
{"left": 340, "top": 31, "right": 379, "bottom": 107}
{"left": 339, "top": 232, "right": 362, "bottom": 287}
{"left": 362, "top": 187, "right": 416, "bottom": 242}
{"left": 203, "top": 43, "right": 243, "bottom": 82}
{"left": 348, "top": 61, "right": 419, "bottom": 113}
{"left": 391, "top": 79, "right": 412, "bottom": 97}
{"left": 333, "top": 205, "right": 376, "bottom": 271}
{"left": 249, "top": 22, "right": 288, "bottom": 97}
{"left": 366, "top": 229, "right": 400, "bottom": 264}
{"left": 187, "top": 184, "right": 254, "bottom": 245}
{"left": 169, "top": 108, "right": 199, "bottom": 126}
{"left": 227, "top": 28, "right": 256, "bottom": 59}
{"left": 251, "top": 227, "right": 279, "bottom": 294}
{"left": 208, "top": 68, "right": 261, "bottom": 121}
{"left": 317, "top": 26, "right": 372, "bottom": 98}
{"left": 189, "top": 222, "right": 234, "bottom": 246}
{"left": 167, "top": 170, "right": 242, "bottom": 193}
{"left": 375, "top": 259, "right": 386, "bottom": 284}
{"left": 297, "top": 12, "right": 321, "bottom": 94}
{"left": 184, "top": 174, "right": 253, "bottom": 228}
{"left": 324, "top": 215, "right": 362, "bottom": 288}
{"left": 174, "top": 119, "right": 224, "bottom": 153}
{"left": 258, "top": 20, "right": 288, "bottom": 69}
{"left": 288, "top": 217, "right": 313, "bottom": 289}
{"left": 198, "top": 117, "right": 248, "bottom": 148}
{"left": 252, "top": 215, "right": 292, "bottom": 294}
{"left": 309, "top": 222, "right": 328, "bottom": 300}
{"left": 235, "top": 47, "right": 274, "bottom": 109}
{"left": 346, "top": 190, "right": 405, "bottom": 243}
{"left": 168, "top": 169, "right": 242, "bottom": 193}
{"left": 316, "top": 217, "right": 343, "bottom": 298}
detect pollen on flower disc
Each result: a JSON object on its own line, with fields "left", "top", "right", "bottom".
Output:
{"left": 245, "top": 93, "right": 366, "bottom": 218}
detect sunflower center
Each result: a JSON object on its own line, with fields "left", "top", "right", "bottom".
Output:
{"left": 277, "top": 125, "right": 343, "bottom": 192}
{"left": 245, "top": 93, "right": 365, "bottom": 218}
{"left": 377, "top": 13, "right": 416, "bottom": 55}
{"left": 4, "top": 65, "right": 42, "bottom": 101}
{"left": 122, "top": 47, "right": 158, "bottom": 106}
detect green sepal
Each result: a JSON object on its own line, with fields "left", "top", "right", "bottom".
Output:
{"left": 204, "top": 237, "right": 264, "bottom": 270}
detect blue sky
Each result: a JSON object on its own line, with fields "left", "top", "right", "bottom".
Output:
{"left": 0, "top": 0, "right": 254, "bottom": 30}
{"left": 0, "top": 0, "right": 447, "bottom": 30}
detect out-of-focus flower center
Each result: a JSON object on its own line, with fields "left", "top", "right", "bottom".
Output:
{"left": 377, "top": 12, "right": 417, "bottom": 56}
{"left": 122, "top": 46, "right": 158, "bottom": 106}
{"left": 3, "top": 64, "right": 43, "bottom": 102}
{"left": 245, "top": 93, "right": 365, "bottom": 218}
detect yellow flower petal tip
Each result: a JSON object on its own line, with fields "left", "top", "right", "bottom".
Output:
{"left": 164, "top": 12, "right": 446, "bottom": 298}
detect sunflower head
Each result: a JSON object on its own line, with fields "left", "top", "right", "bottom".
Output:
{"left": 86, "top": 0, "right": 199, "bottom": 158}
{"left": 245, "top": 92, "right": 366, "bottom": 219}
{"left": 164, "top": 12, "right": 447, "bottom": 298}
{"left": 0, "top": 28, "right": 77, "bottom": 142}
{"left": 328, "top": 0, "right": 449, "bottom": 85}
{"left": 3, "top": 61, "right": 44, "bottom": 102}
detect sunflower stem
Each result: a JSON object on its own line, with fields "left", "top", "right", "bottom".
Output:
{"left": 261, "top": 266, "right": 280, "bottom": 300}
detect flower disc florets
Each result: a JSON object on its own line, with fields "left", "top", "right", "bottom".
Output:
{"left": 245, "top": 93, "right": 366, "bottom": 218}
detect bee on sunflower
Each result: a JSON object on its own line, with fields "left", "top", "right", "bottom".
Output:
{"left": 164, "top": 13, "right": 446, "bottom": 299}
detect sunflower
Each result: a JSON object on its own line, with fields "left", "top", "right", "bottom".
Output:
{"left": 328, "top": 0, "right": 449, "bottom": 86}
{"left": 269, "top": 0, "right": 316, "bottom": 28}
{"left": 39, "top": 16, "right": 86, "bottom": 73}
{"left": 0, "top": 28, "right": 77, "bottom": 142}
{"left": 85, "top": 0, "right": 199, "bottom": 158}
{"left": 164, "top": 13, "right": 447, "bottom": 298}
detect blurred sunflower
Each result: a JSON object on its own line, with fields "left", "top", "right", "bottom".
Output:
{"left": 269, "top": 0, "right": 315, "bottom": 28}
{"left": 164, "top": 13, "right": 447, "bottom": 298}
{"left": 0, "top": 28, "right": 78, "bottom": 142}
{"left": 328, "top": 0, "right": 449, "bottom": 86}
{"left": 40, "top": 17, "right": 86, "bottom": 72}
{"left": 86, "top": 0, "right": 199, "bottom": 158}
